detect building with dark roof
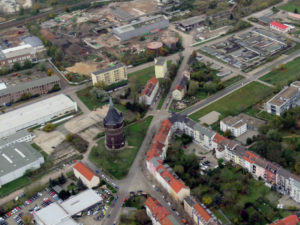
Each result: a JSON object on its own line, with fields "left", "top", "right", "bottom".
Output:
{"left": 0, "top": 76, "right": 61, "bottom": 105}
{"left": 104, "top": 98, "right": 125, "bottom": 149}
{"left": 178, "top": 15, "right": 206, "bottom": 32}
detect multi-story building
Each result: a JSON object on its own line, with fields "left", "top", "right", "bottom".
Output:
{"left": 155, "top": 57, "right": 167, "bottom": 79}
{"left": 0, "top": 76, "right": 61, "bottom": 105}
{"left": 267, "top": 81, "right": 300, "bottom": 116}
{"left": 139, "top": 77, "right": 159, "bottom": 106}
{"left": 220, "top": 116, "right": 247, "bottom": 137}
{"left": 91, "top": 64, "right": 127, "bottom": 86}
{"left": 184, "top": 196, "right": 220, "bottom": 225}
{"left": 145, "top": 196, "right": 181, "bottom": 225}
{"left": 290, "top": 176, "right": 300, "bottom": 203}
{"left": 172, "top": 71, "right": 190, "bottom": 101}
{"left": 270, "top": 21, "right": 291, "bottom": 33}
{"left": 73, "top": 162, "right": 100, "bottom": 189}
{"left": 113, "top": 15, "right": 169, "bottom": 41}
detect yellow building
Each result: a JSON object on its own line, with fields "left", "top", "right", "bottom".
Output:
{"left": 154, "top": 57, "right": 167, "bottom": 79}
{"left": 91, "top": 64, "right": 127, "bottom": 86}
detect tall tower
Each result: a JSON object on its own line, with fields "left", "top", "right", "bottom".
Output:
{"left": 103, "top": 98, "right": 125, "bottom": 149}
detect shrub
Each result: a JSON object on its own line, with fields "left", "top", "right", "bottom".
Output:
{"left": 43, "top": 123, "right": 55, "bottom": 132}
{"left": 66, "top": 134, "right": 88, "bottom": 153}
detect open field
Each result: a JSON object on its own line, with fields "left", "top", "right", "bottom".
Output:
{"left": 0, "top": 176, "right": 30, "bottom": 197}
{"left": 89, "top": 116, "right": 153, "bottom": 179}
{"left": 279, "top": 1, "right": 300, "bottom": 12}
{"left": 259, "top": 57, "right": 300, "bottom": 86}
{"left": 128, "top": 66, "right": 155, "bottom": 87}
{"left": 189, "top": 82, "right": 273, "bottom": 121}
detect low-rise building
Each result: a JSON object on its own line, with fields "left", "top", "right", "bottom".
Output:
{"left": 113, "top": 15, "right": 169, "bottom": 41}
{"left": 91, "top": 64, "right": 127, "bottom": 86}
{"left": 270, "top": 214, "right": 300, "bottom": 225}
{"left": 184, "top": 196, "right": 220, "bottom": 225}
{"left": 288, "top": 12, "right": 300, "bottom": 21}
{"left": 172, "top": 76, "right": 188, "bottom": 100}
{"left": 0, "top": 130, "right": 35, "bottom": 149}
{"left": 73, "top": 162, "right": 100, "bottom": 189}
{"left": 145, "top": 196, "right": 181, "bottom": 225}
{"left": 267, "top": 81, "right": 300, "bottom": 116}
{"left": 139, "top": 77, "right": 159, "bottom": 106}
{"left": 178, "top": 15, "right": 206, "bottom": 32}
{"left": 0, "top": 76, "right": 61, "bottom": 105}
{"left": 220, "top": 116, "right": 247, "bottom": 137}
{"left": 270, "top": 21, "right": 291, "bottom": 33}
{"left": 155, "top": 57, "right": 167, "bottom": 79}
{"left": 0, "top": 142, "right": 44, "bottom": 187}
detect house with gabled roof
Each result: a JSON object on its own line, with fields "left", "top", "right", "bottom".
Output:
{"left": 139, "top": 77, "right": 159, "bottom": 106}
{"left": 73, "top": 162, "right": 100, "bottom": 189}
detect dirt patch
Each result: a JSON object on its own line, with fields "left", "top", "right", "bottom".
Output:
{"left": 33, "top": 130, "right": 65, "bottom": 155}
{"left": 66, "top": 62, "right": 99, "bottom": 76}
{"left": 41, "top": 29, "right": 56, "bottom": 40}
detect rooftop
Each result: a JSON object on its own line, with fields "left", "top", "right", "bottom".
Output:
{"left": 270, "top": 21, "right": 288, "bottom": 30}
{"left": 22, "top": 36, "right": 44, "bottom": 48}
{"left": 179, "top": 15, "right": 206, "bottom": 27}
{"left": 269, "top": 86, "right": 299, "bottom": 107}
{"left": 270, "top": 214, "right": 300, "bottom": 225}
{"left": 103, "top": 97, "right": 124, "bottom": 126}
{"left": 141, "top": 77, "right": 158, "bottom": 97}
{"left": 155, "top": 56, "right": 166, "bottom": 66}
{"left": 0, "top": 76, "right": 60, "bottom": 96}
{"left": 73, "top": 162, "right": 95, "bottom": 181}
{"left": 0, "top": 142, "right": 43, "bottom": 176}
{"left": 92, "top": 63, "right": 125, "bottom": 76}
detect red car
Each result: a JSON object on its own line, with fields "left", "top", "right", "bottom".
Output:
{"left": 5, "top": 212, "right": 11, "bottom": 217}
{"left": 11, "top": 73, "right": 18, "bottom": 77}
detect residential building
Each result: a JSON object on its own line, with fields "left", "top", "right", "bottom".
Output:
{"left": 276, "top": 167, "right": 292, "bottom": 195}
{"left": 267, "top": 81, "right": 300, "bottom": 116}
{"left": 145, "top": 196, "right": 181, "bottom": 225}
{"left": 178, "top": 15, "right": 206, "bottom": 32}
{"left": 139, "top": 77, "right": 159, "bottom": 106}
{"left": 288, "top": 12, "right": 300, "bottom": 21}
{"left": 91, "top": 64, "right": 127, "bottom": 86}
{"left": 220, "top": 116, "right": 247, "bottom": 137}
{"left": 22, "top": 36, "right": 46, "bottom": 53}
{"left": 0, "top": 76, "right": 61, "bottom": 105}
{"left": 184, "top": 196, "right": 220, "bottom": 225}
{"left": 172, "top": 76, "right": 188, "bottom": 100}
{"left": 103, "top": 98, "right": 125, "bottom": 149}
{"left": 0, "top": 94, "right": 77, "bottom": 138}
{"left": 155, "top": 57, "right": 167, "bottom": 79}
{"left": 253, "top": 157, "right": 268, "bottom": 179}
{"left": 290, "top": 176, "right": 300, "bottom": 203}
{"left": 73, "top": 162, "right": 100, "bottom": 189}
{"left": 270, "top": 214, "right": 300, "bottom": 225}
{"left": 242, "top": 151, "right": 258, "bottom": 173}
{"left": 264, "top": 162, "right": 279, "bottom": 185}
{"left": 0, "top": 142, "right": 44, "bottom": 187}
{"left": 113, "top": 15, "right": 169, "bottom": 41}
{"left": 270, "top": 21, "right": 291, "bottom": 33}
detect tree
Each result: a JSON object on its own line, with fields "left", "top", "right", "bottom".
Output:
{"left": 240, "top": 209, "right": 249, "bottom": 221}
{"left": 23, "top": 59, "right": 32, "bottom": 69}
{"left": 19, "top": 6, "right": 24, "bottom": 15}
{"left": 202, "top": 197, "right": 212, "bottom": 206}
{"left": 58, "top": 173, "right": 66, "bottom": 185}
{"left": 43, "top": 123, "right": 55, "bottom": 132}
{"left": 230, "top": 14, "right": 234, "bottom": 20}
{"left": 37, "top": 62, "right": 46, "bottom": 71}
{"left": 224, "top": 130, "right": 232, "bottom": 138}
{"left": 135, "top": 209, "right": 151, "bottom": 225}
{"left": 188, "top": 80, "right": 199, "bottom": 96}
{"left": 294, "top": 8, "right": 299, "bottom": 14}
{"left": 174, "top": 165, "right": 184, "bottom": 175}
{"left": 246, "top": 137, "right": 252, "bottom": 145}
{"left": 89, "top": 87, "right": 108, "bottom": 103}
{"left": 295, "top": 161, "right": 300, "bottom": 174}
{"left": 77, "top": 178, "right": 87, "bottom": 191}
{"left": 22, "top": 214, "right": 33, "bottom": 225}
{"left": 13, "top": 62, "right": 21, "bottom": 71}
{"left": 58, "top": 190, "right": 71, "bottom": 200}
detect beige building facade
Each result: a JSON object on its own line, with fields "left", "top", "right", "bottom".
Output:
{"left": 91, "top": 64, "right": 127, "bottom": 86}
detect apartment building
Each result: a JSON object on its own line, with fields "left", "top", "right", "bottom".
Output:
{"left": 139, "top": 77, "right": 159, "bottom": 106}
{"left": 155, "top": 57, "right": 167, "bottom": 79}
{"left": 0, "top": 76, "right": 61, "bottom": 105}
{"left": 220, "top": 116, "right": 247, "bottom": 137}
{"left": 91, "top": 64, "right": 127, "bottom": 86}
{"left": 267, "top": 81, "right": 300, "bottom": 116}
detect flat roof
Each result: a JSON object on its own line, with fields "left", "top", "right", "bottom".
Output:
{"left": 0, "top": 94, "right": 76, "bottom": 138}
{"left": 0, "top": 76, "right": 60, "bottom": 96}
{"left": 0, "top": 83, "right": 7, "bottom": 90}
{"left": 0, "top": 142, "right": 43, "bottom": 176}
{"left": 61, "top": 189, "right": 102, "bottom": 215}
{"left": 179, "top": 15, "right": 206, "bottom": 27}
{"left": 22, "top": 36, "right": 44, "bottom": 48}
{"left": 269, "top": 86, "right": 299, "bottom": 106}
{"left": 34, "top": 203, "right": 78, "bottom": 225}
{"left": 2, "top": 44, "right": 34, "bottom": 59}
{"left": 92, "top": 63, "right": 125, "bottom": 75}
{"left": 0, "top": 130, "right": 33, "bottom": 148}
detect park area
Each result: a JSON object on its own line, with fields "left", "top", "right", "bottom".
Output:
{"left": 279, "top": 0, "right": 300, "bottom": 13}
{"left": 128, "top": 66, "right": 155, "bottom": 88}
{"left": 259, "top": 57, "right": 300, "bottom": 86}
{"left": 189, "top": 82, "right": 273, "bottom": 121}
{"left": 89, "top": 116, "right": 153, "bottom": 179}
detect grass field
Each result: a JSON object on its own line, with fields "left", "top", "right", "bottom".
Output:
{"left": 223, "top": 75, "right": 245, "bottom": 88}
{"left": 259, "top": 57, "right": 300, "bottom": 86}
{"left": 157, "top": 96, "right": 165, "bottom": 110}
{"left": 279, "top": 1, "right": 300, "bottom": 12}
{"left": 128, "top": 66, "right": 155, "bottom": 87}
{"left": 76, "top": 87, "right": 108, "bottom": 110}
{"left": 89, "top": 116, "right": 153, "bottom": 179}
{"left": 189, "top": 82, "right": 273, "bottom": 121}
{"left": 0, "top": 176, "right": 30, "bottom": 197}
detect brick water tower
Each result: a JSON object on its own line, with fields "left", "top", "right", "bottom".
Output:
{"left": 104, "top": 98, "right": 126, "bottom": 150}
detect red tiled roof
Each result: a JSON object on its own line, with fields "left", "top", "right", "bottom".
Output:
{"left": 243, "top": 151, "right": 258, "bottom": 164}
{"left": 141, "top": 77, "right": 158, "bottom": 97}
{"left": 270, "top": 21, "right": 288, "bottom": 30}
{"left": 194, "top": 203, "right": 212, "bottom": 223}
{"left": 175, "top": 85, "right": 184, "bottom": 91}
{"left": 145, "top": 197, "right": 170, "bottom": 221}
{"left": 73, "top": 162, "right": 95, "bottom": 181}
{"left": 289, "top": 12, "right": 300, "bottom": 19}
{"left": 213, "top": 133, "right": 227, "bottom": 145}
{"left": 156, "top": 164, "right": 188, "bottom": 193}
{"left": 270, "top": 215, "right": 300, "bottom": 225}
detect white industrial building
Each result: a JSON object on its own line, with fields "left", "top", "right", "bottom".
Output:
{"left": 34, "top": 189, "right": 102, "bottom": 225}
{"left": 0, "top": 94, "right": 78, "bottom": 138}
{"left": 0, "top": 130, "right": 35, "bottom": 149}
{"left": 0, "top": 142, "right": 44, "bottom": 187}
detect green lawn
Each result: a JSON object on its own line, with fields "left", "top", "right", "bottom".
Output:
{"left": 89, "top": 116, "right": 153, "bottom": 179}
{"left": 259, "top": 57, "right": 300, "bottom": 86}
{"left": 76, "top": 86, "right": 107, "bottom": 110}
{"left": 0, "top": 176, "right": 30, "bottom": 197}
{"left": 128, "top": 66, "right": 155, "bottom": 87}
{"left": 279, "top": 1, "right": 300, "bottom": 12}
{"left": 223, "top": 75, "right": 245, "bottom": 88}
{"left": 157, "top": 96, "right": 165, "bottom": 110}
{"left": 189, "top": 82, "right": 273, "bottom": 121}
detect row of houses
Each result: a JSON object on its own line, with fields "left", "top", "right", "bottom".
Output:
{"left": 146, "top": 113, "right": 300, "bottom": 224}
